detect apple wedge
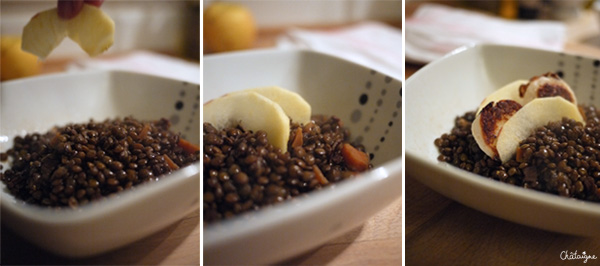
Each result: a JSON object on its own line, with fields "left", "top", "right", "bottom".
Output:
{"left": 22, "top": 5, "right": 114, "bottom": 59}
{"left": 232, "top": 86, "right": 311, "bottom": 124}
{"left": 204, "top": 91, "right": 291, "bottom": 152}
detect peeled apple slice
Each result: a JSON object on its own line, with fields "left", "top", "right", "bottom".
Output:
{"left": 21, "top": 8, "right": 67, "bottom": 59}
{"left": 518, "top": 72, "right": 576, "bottom": 106}
{"left": 231, "top": 86, "right": 312, "bottom": 124}
{"left": 477, "top": 80, "right": 527, "bottom": 114}
{"left": 472, "top": 99, "right": 522, "bottom": 160}
{"left": 473, "top": 97, "right": 584, "bottom": 163}
{"left": 477, "top": 73, "right": 577, "bottom": 114}
{"left": 22, "top": 5, "right": 114, "bottom": 58}
{"left": 65, "top": 5, "right": 115, "bottom": 57}
{"left": 204, "top": 91, "right": 291, "bottom": 151}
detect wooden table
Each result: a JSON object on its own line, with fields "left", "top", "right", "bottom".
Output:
{"left": 1, "top": 210, "right": 200, "bottom": 265}
{"left": 405, "top": 2, "right": 600, "bottom": 264}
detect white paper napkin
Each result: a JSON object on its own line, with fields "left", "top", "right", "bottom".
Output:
{"left": 277, "top": 21, "right": 403, "bottom": 80}
{"left": 405, "top": 4, "right": 566, "bottom": 63}
{"left": 67, "top": 51, "right": 200, "bottom": 84}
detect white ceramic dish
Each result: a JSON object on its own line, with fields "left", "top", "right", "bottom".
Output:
{"left": 406, "top": 44, "right": 600, "bottom": 236}
{"left": 203, "top": 49, "right": 402, "bottom": 264}
{"left": 0, "top": 70, "right": 200, "bottom": 257}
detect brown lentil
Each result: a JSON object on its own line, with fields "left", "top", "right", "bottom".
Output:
{"left": 435, "top": 106, "right": 600, "bottom": 202}
{"left": 0, "top": 117, "right": 199, "bottom": 208}
{"left": 204, "top": 115, "right": 371, "bottom": 224}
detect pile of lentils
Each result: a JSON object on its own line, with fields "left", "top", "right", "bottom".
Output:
{"left": 0, "top": 117, "right": 199, "bottom": 208}
{"left": 204, "top": 115, "right": 371, "bottom": 223}
{"left": 435, "top": 105, "right": 600, "bottom": 202}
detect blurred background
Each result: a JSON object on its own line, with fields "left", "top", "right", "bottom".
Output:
{"left": 1, "top": 0, "right": 199, "bottom": 82}
{"left": 203, "top": 0, "right": 402, "bottom": 79}
{"left": 405, "top": 0, "right": 600, "bottom": 65}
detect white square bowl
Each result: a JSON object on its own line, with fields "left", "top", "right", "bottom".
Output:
{"left": 203, "top": 49, "right": 402, "bottom": 264}
{"left": 0, "top": 70, "right": 200, "bottom": 257}
{"left": 406, "top": 44, "right": 600, "bottom": 236}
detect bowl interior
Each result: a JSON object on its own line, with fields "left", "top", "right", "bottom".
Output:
{"left": 204, "top": 49, "right": 403, "bottom": 166}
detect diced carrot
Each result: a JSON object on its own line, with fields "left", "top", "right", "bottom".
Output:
{"left": 341, "top": 143, "right": 369, "bottom": 172}
{"left": 291, "top": 127, "right": 303, "bottom": 149}
{"left": 163, "top": 154, "right": 179, "bottom": 170}
{"left": 139, "top": 123, "right": 151, "bottom": 138}
{"left": 179, "top": 138, "right": 200, "bottom": 154}
{"left": 313, "top": 165, "right": 329, "bottom": 185}
{"left": 49, "top": 132, "right": 61, "bottom": 148}
{"left": 515, "top": 147, "right": 524, "bottom": 162}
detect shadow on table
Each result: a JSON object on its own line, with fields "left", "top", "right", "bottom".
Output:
{"left": 279, "top": 224, "right": 364, "bottom": 265}
{"left": 1, "top": 214, "right": 199, "bottom": 265}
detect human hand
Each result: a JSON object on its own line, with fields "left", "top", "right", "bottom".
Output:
{"left": 57, "top": 0, "right": 104, "bottom": 19}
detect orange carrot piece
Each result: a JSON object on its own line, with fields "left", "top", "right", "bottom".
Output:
{"left": 313, "top": 165, "right": 329, "bottom": 185}
{"left": 49, "top": 132, "right": 61, "bottom": 147}
{"left": 163, "top": 155, "right": 179, "bottom": 170}
{"left": 179, "top": 138, "right": 200, "bottom": 154}
{"left": 139, "top": 123, "right": 151, "bottom": 138}
{"left": 341, "top": 143, "right": 369, "bottom": 172}
{"left": 291, "top": 127, "right": 303, "bottom": 148}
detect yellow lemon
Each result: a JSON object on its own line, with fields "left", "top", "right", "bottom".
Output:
{"left": 204, "top": 2, "right": 256, "bottom": 53}
{"left": 1, "top": 36, "right": 41, "bottom": 81}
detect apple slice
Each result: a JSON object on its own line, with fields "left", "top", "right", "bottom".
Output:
{"left": 518, "top": 72, "right": 576, "bottom": 106}
{"left": 477, "top": 73, "right": 577, "bottom": 115}
{"left": 204, "top": 91, "right": 291, "bottom": 151}
{"left": 22, "top": 5, "right": 114, "bottom": 59}
{"left": 473, "top": 97, "right": 584, "bottom": 162}
{"left": 232, "top": 86, "right": 311, "bottom": 124}
{"left": 472, "top": 99, "right": 523, "bottom": 160}
{"left": 477, "top": 80, "right": 527, "bottom": 114}
{"left": 65, "top": 5, "right": 115, "bottom": 57}
{"left": 21, "top": 8, "right": 68, "bottom": 59}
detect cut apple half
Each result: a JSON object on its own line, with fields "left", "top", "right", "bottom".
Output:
{"left": 204, "top": 91, "right": 291, "bottom": 152}
{"left": 231, "top": 86, "right": 312, "bottom": 125}
{"left": 22, "top": 5, "right": 114, "bottom": 59}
